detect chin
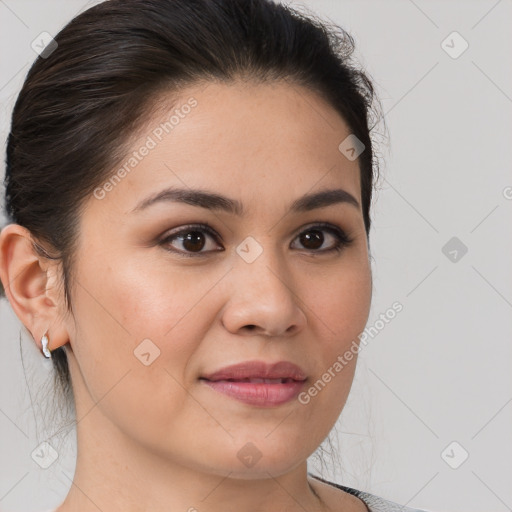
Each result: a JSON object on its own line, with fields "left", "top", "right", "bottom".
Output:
{"left": 224, "top": 459, "right": 305, "bottom": 480}
{"left": 227, "top": 440, "right": 309, "bottom": 479}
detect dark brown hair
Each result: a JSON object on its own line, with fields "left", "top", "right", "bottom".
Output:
{"left": 1, "top": 0, "right": 382, "bottom": 395}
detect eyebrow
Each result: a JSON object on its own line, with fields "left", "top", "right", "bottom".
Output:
{"left": 130, "top": 186, "right": 360, "bottom": 215}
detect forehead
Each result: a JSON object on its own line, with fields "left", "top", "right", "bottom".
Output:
{"left": 90, "top": 79, "right": 362, "bottom": 216}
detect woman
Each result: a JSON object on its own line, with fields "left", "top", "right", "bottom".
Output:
{"left": 0, "top": 0, "right": 430, "bottom": 511}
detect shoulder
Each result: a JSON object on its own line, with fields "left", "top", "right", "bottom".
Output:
{"left": 308, "top": 473, "right": 433, "bottom": 512}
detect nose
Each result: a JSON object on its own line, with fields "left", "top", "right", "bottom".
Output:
{"left": 220, "top": 249, "right": 307, "bottom": 338}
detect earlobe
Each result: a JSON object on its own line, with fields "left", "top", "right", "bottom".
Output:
{"left": 0, "top": 223, "right": 69, "bottom": 354}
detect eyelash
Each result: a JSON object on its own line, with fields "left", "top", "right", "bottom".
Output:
{"left": 158, "top": 222, "right": 354, "bottom": 258}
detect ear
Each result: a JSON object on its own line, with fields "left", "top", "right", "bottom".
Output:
{"left": 0, "top": 224, "right": 70, "bottom": 355}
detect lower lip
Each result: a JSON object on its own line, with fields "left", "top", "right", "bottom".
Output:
{"left": 200, "top": 379, "right": 306, "bottom": 406}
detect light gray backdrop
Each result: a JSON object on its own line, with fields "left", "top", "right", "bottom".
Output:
{"left": 1, "top": 1, "right": 511, "bottom": 511}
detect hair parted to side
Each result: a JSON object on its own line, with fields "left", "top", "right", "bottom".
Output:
{"left": 2, "top": 0, "right": 383, "bottom": 398}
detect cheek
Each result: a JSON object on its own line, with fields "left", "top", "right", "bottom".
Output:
{"left": 109, "top": 253, "right": 226, "bottom": 338}
{"left": 67, "top": 253, "right": 208, "bottom": 398}
{"left": 76, "top": 249, "right": 218, "bottom": 346}
{"left": 296, "top": 259, "right": 371, "bottom": 421}
{"left": 66, "top": 258, "right": 201, "bottom": 443}
{"left": 304, "top": 258, "right": 372, "bottom": 346}
{"left": 67, "top": 250, "right": 226, "bottom": 407}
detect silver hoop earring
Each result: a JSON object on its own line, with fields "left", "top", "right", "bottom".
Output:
{"left": 41, "top": 332, "right": 52, "bottom": 359}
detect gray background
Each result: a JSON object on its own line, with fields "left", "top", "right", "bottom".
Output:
{"left": 1, "top": 1, "right": 511, "bottom": 511}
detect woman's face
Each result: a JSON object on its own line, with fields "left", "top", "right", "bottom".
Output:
{"left": 62, "top": 80, "right": 372, "bottom": 477}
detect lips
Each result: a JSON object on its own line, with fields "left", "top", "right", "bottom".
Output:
{"left": 200, "top": 360, "right": 307, "bottom": 382}
{"left": 199, "top": 360, "right": 307, "bottom": 407}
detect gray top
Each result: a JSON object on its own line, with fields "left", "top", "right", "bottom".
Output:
{"left": 309, "top": 473, "right": 431, "bottom": 512}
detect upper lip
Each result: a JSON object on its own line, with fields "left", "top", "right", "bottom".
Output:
{"left": 201, "top": 360, "right": 307, "bottom": 381}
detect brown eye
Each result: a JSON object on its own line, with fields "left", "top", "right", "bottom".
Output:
{"left": 179, "top": 231, "right": 206, "bottom": 252}
{"left": 299, "top": 229, "right": 324, "bottom": 250}
{"left": 291, "top": 223, "right": 354, "bottom": 254}
{"left": 159, "top": 224, "right": 223, "bottom": 257}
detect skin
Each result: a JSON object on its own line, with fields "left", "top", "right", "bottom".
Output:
{"left": 0, "top": 80, "right": 372, "bottom": 512}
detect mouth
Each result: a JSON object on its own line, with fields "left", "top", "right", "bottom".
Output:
{"left": 198, "top": 360, "right": 308, "bottom": 407}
